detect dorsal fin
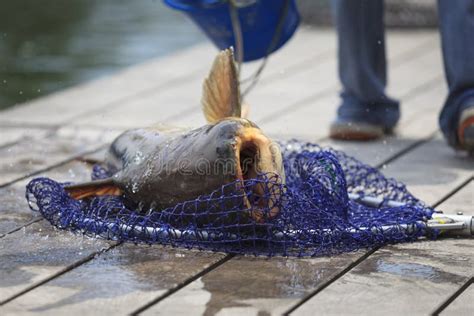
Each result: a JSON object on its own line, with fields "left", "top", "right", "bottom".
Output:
{"left": 201, "top": 48, "right": 241, "bottom": 123}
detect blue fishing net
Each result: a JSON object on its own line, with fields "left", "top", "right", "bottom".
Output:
{"left": 25, "top": 140, "right": 435, "bottom": 257}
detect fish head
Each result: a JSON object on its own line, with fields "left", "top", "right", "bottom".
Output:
{"left": 200, "top": 48, "right": 286, "bottom": 222}
{"left": 210, "top": 118, "right": 285, "bottom": 222}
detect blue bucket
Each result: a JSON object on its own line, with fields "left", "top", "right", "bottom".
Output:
{"left": 163, "top": 0, "right": 300, "bottom": 62}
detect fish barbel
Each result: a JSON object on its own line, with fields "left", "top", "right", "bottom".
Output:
{"left": 65, "top": 49, "right": 285, "bottom": 223}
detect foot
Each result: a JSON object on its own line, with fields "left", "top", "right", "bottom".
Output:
{"left": 457, "top": 106, "right": 474, "bottom": 152}
{"left": 329, "top": 120, "right": 385, "bottom": 141}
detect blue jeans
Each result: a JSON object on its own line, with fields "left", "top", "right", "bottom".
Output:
{"left": 331, "top": 0, "right": 474, "bottom": 146}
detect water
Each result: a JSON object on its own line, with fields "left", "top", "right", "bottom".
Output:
{"left": 0, "top": 0, "right": 205, "bottom": 110}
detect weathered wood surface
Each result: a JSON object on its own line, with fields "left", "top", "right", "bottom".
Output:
{"left": 0, "top": 45, "right": 215, "bottom": 126}
{"left": 0, "top": 127, "right": 50, "bottom": 148}
{"left": 0, "top": 161, "right": 93, "bottom": 236}
{"left": 175, "top": 32, "right": 439, "bottom": 134}
{"left": 292, "top": 138, "right": 473, "bottom": 316}
{"left": 441, "top": 281, "right": 474, "bottom": 316}
{"left": 2, "top": 244, "right": 227, "bottom": 315}
{"left": 0, "top": 129, "right": 115, "bottom": 188}
{"left": 0, "top": 28, "right": 472, "bottom": 316}
{"left": 143, "top": 130, "right": 471, "bottom": 316}
{"left": 143, "top": 253, "right": 363, "bottom": 316}
{"left": 138, "top": 59, "right": 458, "bottom": 315}
{"left": 0, "top": 221, "right": 114, "bottom": 304}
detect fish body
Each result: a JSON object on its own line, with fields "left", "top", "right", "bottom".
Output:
{"left": 65, "top": 49, "right": 285, "bottom": 222}
{"left": 106, "top": 118, "right": 283, "bottom": 210}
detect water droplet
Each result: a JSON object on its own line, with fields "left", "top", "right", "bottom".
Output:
{"left": 132, "top": 151, "right": 144, "bottom": 164}
{"left": 131, "top": 182, "right": 139, "bottom": 194}
{"left": 68, "top": 169, "right": 76, "bottom": 178}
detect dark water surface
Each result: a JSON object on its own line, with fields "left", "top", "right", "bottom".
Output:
{"left": 0, "top": 0, "right": 205, "bottom": 110}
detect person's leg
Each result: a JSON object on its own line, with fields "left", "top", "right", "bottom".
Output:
{"left": 330, "top": 0, "right": 400, "bottom": 140}
{"left": 437, "top": 0, "right": 474, "bottom": 151}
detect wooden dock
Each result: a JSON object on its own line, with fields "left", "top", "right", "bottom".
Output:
{"left": 0, "top": 28, "right": 472, "bottom": 315}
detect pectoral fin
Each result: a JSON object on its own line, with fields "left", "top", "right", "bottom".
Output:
{"left": 202, "top": 48, "right": 241, "bottom": 123}
{"left": 64, "top": 178, "right": 122, "bottom": 200}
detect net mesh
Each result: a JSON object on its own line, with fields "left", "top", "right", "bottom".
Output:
{"left": 25, "top": 140, "right": 435, "bottom": 257}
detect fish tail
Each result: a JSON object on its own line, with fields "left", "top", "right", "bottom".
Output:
{"left": 202, "top": 48, "right": 241, "bottom": 123}
{"left": 64, "top": 178, "right": 122, "bottom": 200}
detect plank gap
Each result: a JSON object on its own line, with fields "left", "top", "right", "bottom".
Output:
{"left": 285, "top": 144, "right": 473, "bottom": 315}
{"left": 130, "top": 254, "right": 235, "bottom": 315}
{"left": 432, "top": 277, "right": 473, "bottom": 315}
{"left": 0, "top": 242, "right": 122, "bottom": 306}
{"left": 282, "top": 247, "right": 380, "bottom": 316}
{"left": 0, "top": 217, "right": 43, "bottom": 239}
{"left": 0, "top": 144, "right": 107, "bottom": 189}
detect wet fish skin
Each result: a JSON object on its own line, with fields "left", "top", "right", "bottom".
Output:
{"left": 64, "top": 48, "right": 285, "bottom": 223}
{"left": 109, "top": 118, "right": 260, "bottom": 210}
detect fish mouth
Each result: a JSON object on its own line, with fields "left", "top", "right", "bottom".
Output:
{"left": 235, "top": 126, "right": 284, "bottom": 223}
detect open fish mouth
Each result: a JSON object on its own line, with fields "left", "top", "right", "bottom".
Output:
{"left": 233, "top": 124, "right": 285, "bottom": 222}
{"left": 63, "top": 48, "right": 286, "bottom": 225}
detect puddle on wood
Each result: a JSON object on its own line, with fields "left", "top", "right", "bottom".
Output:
{"left": 351, "top": 244, "right": 469, "bottom": 285}
{"left": 374, "top": 261, "right": 464, "bottom": 283}
{"left": 0, "top": 221, "right": 112, "bottom": 301}
{"left": 195, "top": 254, "right": 358, "bottom": 316}
{"left": 7, "top": 244, "right": 223, "bottom": 313}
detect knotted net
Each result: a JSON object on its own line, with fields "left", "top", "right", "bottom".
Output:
{"left": 26, "top": 140, "right": 435, "bottom": 257}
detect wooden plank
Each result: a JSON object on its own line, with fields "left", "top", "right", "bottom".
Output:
{"left": 441, "top": 282, "right": 474, "bottom": 316}
{"left": 120, "top": 31, "right": 445, "bottom": 315}
{"left": 292, "top": 136, "right": 473, "bottom": 316}
{"left": 323, "top": 79, "right": 445, "bottom": 167}
{"left": 0, "top": 29, "right": 335, "bottom": 128}
{"left": 0, "top": 29, "right": 446, "bottom": 316}
{"left": 0, "top": 160, "right": 94, "bottom": 237}
{"left": 0, "top": 126, "right": 226, "bottom": 312}
{"left": 294, "top": 239, "right": 473, "bottom": 316}
{"left": 142, "top": 253, "right": 365, "bottom": 316}
{"left": 0, "top": 84, "right": 444, "bottom": 310}
{"left": 0, "top": 128, "right": 117, "bottom": 187}
{"left": 438, "top": 181, "right": 473, "bottom": 316}
{"left": 135, "top": 97, "right": 445, "bottom": 315}
{"left": 239, "top": 28, "right": 336, "bottom": 81}
{"left": 1, "top": 244, "right": 227, "bottom": 315}
{"left": 0, "top": 44, "right": 216, "bottom": 126}
{"left": 381, "top": 134, "right": 473, "bottom": 204}
{"left": 141, "top": 98, "right": 470, "bottom": 316}
{"left": 173, "top": 31, "right": 440, "bottom": 134}
{"left": 258, "top": 47, "right": 442, "bottom": 138}
{"left": 0, "top": 127, "right": 51, "bottom": 148}
{"left": 0, "top": 221, "right": 114, "bottom": 304}
{"left": 71, "top": 29, "right": 337, "bottom": 129}
{"left": 0, "top": 30, "right": 435, "bottom": 130}
{"left": 75, "top": 30, "right": 437, "bottom": 130}
{"left": 435, "top": 180, "right": 473, "bottom": 215}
